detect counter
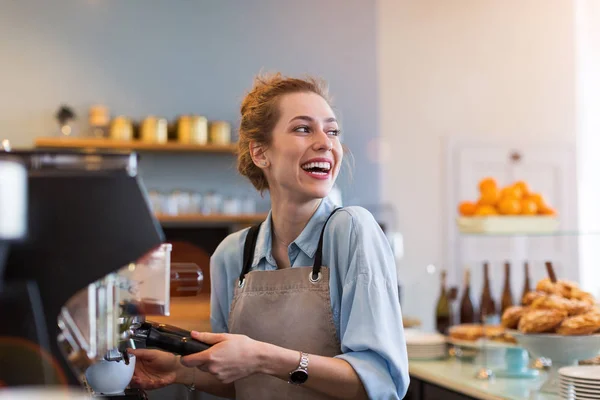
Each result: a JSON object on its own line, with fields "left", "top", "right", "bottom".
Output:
{"left": 150, "top": 294, "right": 212, "bottom": 333}
{"left": 407, "top": 359, "right": 560, "bottom": 400}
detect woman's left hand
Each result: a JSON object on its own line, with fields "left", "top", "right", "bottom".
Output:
{"left": 180, "top": 332, "right": 263, "bottom": 384}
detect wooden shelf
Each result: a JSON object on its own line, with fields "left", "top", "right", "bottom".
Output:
{"left": 156, "top": 213, "right": 267, "bottom": 226}
{"left": 34, "top": 137, "right": 238, "bottom": 154}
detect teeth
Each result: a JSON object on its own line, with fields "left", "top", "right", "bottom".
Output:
{"left": 301, "top": 161, "right": 331, "bottom": 171}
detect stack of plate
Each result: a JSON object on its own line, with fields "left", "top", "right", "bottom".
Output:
{"left": 559, "top": 365, "right": 600, "bottom": 399}
{"left": 405, "top": 329, "right": 447, "bottom": 360}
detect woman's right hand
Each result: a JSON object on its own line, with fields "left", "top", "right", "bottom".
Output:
{"left": 128, "top": 349, "right": 188, "bottom": 390}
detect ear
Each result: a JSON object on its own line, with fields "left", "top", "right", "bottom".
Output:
{"left": 250, "top": 142, "right": 269, "bottom": 168}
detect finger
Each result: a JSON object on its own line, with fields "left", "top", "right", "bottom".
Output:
{"left": 127, "top": 348, "right": 159, "bottom": 361}
{"left": 130, "top": 376, "right": 154, "bottom": 389}
{"left": 190, "top": 331, "right": 227, "bottom": 345}
{"left": 180, "top": 351, "right": 210, "bottom": 368}
{"left": 131, "top": 375, "right": 166, "bottom": 390}
{"left": 197, "top": 363, "right": 210, "bottom": 373}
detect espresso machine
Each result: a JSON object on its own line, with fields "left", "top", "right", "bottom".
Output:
{"left": 0, "top": 150, "right": 209, "bottom": 399}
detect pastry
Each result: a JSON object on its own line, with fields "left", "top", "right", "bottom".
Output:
{"left": 501, "top": 306, "right": 526, "bottom": 329}
{"left": 556, "top": 312, "right": 600, "bottom": 335}
{"left": 530, "top": 294, "right": 571, "bottom": 313}
{"left": 536, "top": 278, "right": 581, "bottom": 298}
{"left": 490, "top": 332, "right": 518, "bottom": 344}
{"left": 518, "top": 309, "right": 568, "bottom": 334}
{"left": 448, "top": 324, "right": 484, "bottom": 341}
{"left": 566, "top": 299, "right": 594, "bottom": 316}
{"left": 536, "top": 278, "right": 559, "bottom": 295}
{"left": 580, "top": 355, "right": 600, "bottom": 365}
{"left": 522, "top": 291, "right": 546, "bottom": 306}
{"left": 569, "top": 289, "right": 596, "bottom": 305}
{"left": 483, "top": 325, "right": 506, "bottom": 338}
{"left": 556, "top": 280, "right": 580, "bottom": 298}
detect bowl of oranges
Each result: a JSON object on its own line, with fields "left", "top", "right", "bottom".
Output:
{"left": 456, "top": 178, "right": 559, "bottom": 234}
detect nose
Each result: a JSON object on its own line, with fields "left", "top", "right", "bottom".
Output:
{"left": 313, "top": 129, "right": 333, "bottom": 152}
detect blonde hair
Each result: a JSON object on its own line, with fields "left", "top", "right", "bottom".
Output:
{"left": 237, "top": 72, "right": 332, "bottom": 192}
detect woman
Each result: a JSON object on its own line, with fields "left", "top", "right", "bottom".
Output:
{"left": 130, "top": 73, "right": 409, "bottom": 399}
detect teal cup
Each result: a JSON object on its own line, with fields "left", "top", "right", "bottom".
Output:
{"left": 505, "top": 347, "right": 529, "bottom": 372}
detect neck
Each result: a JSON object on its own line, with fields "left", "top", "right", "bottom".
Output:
{"left": 269, "top": 190, "right": 322, "bottom": 247}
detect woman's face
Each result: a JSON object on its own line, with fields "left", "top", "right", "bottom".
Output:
{"left": 261, "top": 92, "right": 343, "bottom": 202}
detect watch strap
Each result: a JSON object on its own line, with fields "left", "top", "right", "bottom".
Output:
{"left": 288, "top": 352, "right": 309, "bottom": 385}
{"left": 298, "top": 352, "right": 309, "bottom": 370}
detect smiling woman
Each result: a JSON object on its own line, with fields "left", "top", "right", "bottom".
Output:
{"left": 130, "top": 73, "right": 409, "bottom": 400}
{"left": 236, "top": 74, "right": 341, "bottom": 195}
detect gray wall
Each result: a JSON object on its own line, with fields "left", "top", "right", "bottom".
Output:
{"left": 0, "top": 0, "right": 380, "bottom": 207}
{"left": 1, "top": 2, "right": 378, "bottom": 398}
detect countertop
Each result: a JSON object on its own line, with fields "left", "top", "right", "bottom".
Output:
{"left": 149, "top": 293, "right": 212, "bottom": 333}
{"left": 409, "top": 359, "right": 561, "bottom": 400}
{"left": 148, "top": 298, "right": 566, "bottom": 400}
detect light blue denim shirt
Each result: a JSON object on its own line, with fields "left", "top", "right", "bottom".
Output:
{"left": 210, "top": 196, "right": 410, "bottom": 399}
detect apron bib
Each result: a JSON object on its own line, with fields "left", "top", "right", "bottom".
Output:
{"left": 228, "top": 208, "right": 342, "bottom": 400}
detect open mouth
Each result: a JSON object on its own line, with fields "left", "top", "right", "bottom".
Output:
{"left": 301, "top": 161, "right": 332, "bottom": 178}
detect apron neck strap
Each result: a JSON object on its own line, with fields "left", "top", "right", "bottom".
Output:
{"left": 239, "top": 223, "right": 262, "bottom": 284}
{"left": 238, "top": 206, "right": 343, "bottom": 284}
{"left": 312, "top": 207, "right": 343, "bottom": 278}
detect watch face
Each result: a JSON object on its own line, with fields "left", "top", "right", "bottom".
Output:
{"left": 290, "top": 370, "right": 308, "bottom": 384}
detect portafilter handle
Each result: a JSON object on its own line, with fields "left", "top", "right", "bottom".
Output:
{"left": 130, "top": 321, "right": 212, "bottom": 356}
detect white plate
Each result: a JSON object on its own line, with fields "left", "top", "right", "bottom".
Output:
{"left": 447, "top": 338, "right": 481, "bottom": 349}
{"left": 408, "top": 355, "right": 447, "bottom": 361}
{"left": 405, "top": 331, "right": 446, "bottom": 346}
{"left": 560, "top": 383, "right": 600, "bottom": 394}
{"left": 560, "top": 388, "right": 599, "bottom": 400}
{"left": 407, "top": 342, "right": 447, "bottom": 347}
{"left": 559, "top": 366, "right": 600, "bottom": 381}
{"left": 448, "top": 338, "right": 517, "bottom": 349}
{"left": 408, "top": 349, "right": 447, "bottom": 354}
{"left": 407, "top": 349, "right": 447, "bottom": 354}
{"left": 407, "top": 346, "right": 447, "bottom": 351}
{"left": 561, "top": 378, "right": 600, "bottom": 388}
{"left": 561, "top": 377, "right": 600, "bottom": 387}
{"left": 408, "top": 352, "right": 447, "bottom": 358}
{"left": 560, "top": 379, "right": 600, "bottom": 389}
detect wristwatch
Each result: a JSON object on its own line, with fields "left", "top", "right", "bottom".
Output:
{"left": 288, "top": 352, "right": 310, "bottom": 385}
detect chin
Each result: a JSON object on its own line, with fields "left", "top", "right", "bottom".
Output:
{"left": 303, "top": 186, "right": 332, "bottom": 201}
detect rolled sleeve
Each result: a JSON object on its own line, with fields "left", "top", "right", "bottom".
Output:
{"left": 209, "top": 251, "right": 229, "bottom": 334}
{"left": 209, "top": 229, "right": 248, "bottom": 334}
{"left": 333, "top": 208, "right": 410, "bottom": 399}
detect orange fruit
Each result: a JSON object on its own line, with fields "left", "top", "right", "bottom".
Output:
{"left": 500, "top": 186, "right": 522, "bottom": 200}
{"left": 520, "top": 198, "right": 538, "bottom": 215}
{"left": 479, "top": 177, "right": 497, "bottom": 193}
{"left": 458, "top": 201, "right": 478, "bottom": 216}
{"left": 514, "top": 181, "right": 529, "bottom": 197}
{"left": 474, "top": 205, "right": 498, "bottom": 216}
{"left": 527, "top": 193, "right": 544, "bottom": 208}
{"left": 478, "top": 187, "right": 500, "bottom": 206}
{"left": 498, "top": 196, "right": 522, "bottom": 215}
{"left": 539, "top": 203, "right": 557, "bottom": 216}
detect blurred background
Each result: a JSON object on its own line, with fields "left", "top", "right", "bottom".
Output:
{"left": 3, "top": 1, "right": 600, "bottom": 397}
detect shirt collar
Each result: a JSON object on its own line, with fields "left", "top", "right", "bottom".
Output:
{"left": 252, "top": 196, "right": 339, "bottom": 267}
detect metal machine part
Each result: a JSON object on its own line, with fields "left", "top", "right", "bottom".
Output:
{"left": 0, "top": 154, "right": 27, "bottom": 285}
{"left": 2, "top": 150, "right": 164, "bottom": 389}
{"left": 0, "top": 156, "right": 27, "bottom": 243}
{"left": 57, "top": 242, "right": 173, "bottom": 375}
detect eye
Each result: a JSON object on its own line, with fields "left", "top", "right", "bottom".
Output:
{"left": 328, "top": 129, "right": 341, "bottom": 137}
{"left": 293, "top": 125, "right": 310, "bottom": 133}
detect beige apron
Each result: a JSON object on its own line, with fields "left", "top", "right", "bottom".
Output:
{"left": 228, "top": 208, "right": 342, "bottom": 400}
